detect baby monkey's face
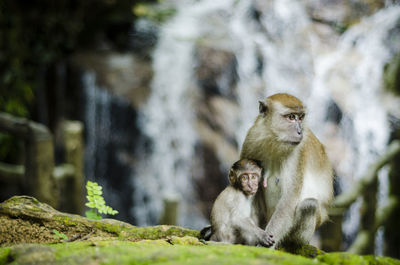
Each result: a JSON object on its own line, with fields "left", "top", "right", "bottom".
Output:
{"left": 239, "top": 171, "right": 260, "bottom": 196}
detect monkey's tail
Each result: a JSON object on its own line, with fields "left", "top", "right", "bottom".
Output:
{"left": 200, "top": 225, "right": 213, "bottom": 241}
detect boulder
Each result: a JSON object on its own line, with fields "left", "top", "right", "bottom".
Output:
{"left": 0, "top": 196, "right": 399, "bottom": 265}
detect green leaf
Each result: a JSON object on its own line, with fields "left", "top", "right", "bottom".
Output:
{"left": 53, "top": 229, "right": 68, "bottom": 240}
{"left": 85, "top": 202, "right": 95, "bottom": 208}
{"left": 85, "top": 209, "right": 102, "bottom": 220}
{"left": 85, "top": 180, "right": 118, "bottom": 219}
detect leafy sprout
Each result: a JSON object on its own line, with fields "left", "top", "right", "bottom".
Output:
{"left": 85, "top": 181, "right": 118, "bottom": 220}
{"left": 53, "top": 229, "right": 68, "bottom": 241}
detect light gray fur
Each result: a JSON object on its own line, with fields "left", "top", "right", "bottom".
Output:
{"left": 210, "top": 186, "right": 271, "bottom": 246}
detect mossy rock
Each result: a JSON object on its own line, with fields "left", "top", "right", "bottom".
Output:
{"left": 1, "top": 240, "right": 400, "bottom": 265}
{"left": 0, "top": 196, "right": 199, "bottom": 246}
{"left": 317, "top": 252, "right": 400, "bottom": 265}
{"left": 1, "top": 196, "right": 399, "bottom": 265}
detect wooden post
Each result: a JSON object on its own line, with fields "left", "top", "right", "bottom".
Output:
{"left": 0, "top": 162, "right": 24, "bottom": 184}
{"left": 24, "top": 122, "right": 58, "bottom": 207}
{"left": 0, "top": 112, "right": 57, "bottom": 207}
{"left": 319, "top": 207, "right": 344, "bottom": 251}
{"left": 58, "top": 120, "right": 85, "bottom": 214}
{"left": 357, "top": 176, "right": 378, "bottom": 254}
{"left": 160, "top": 194, "right": 179, "bottom": 225}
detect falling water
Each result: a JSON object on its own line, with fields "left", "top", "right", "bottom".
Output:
{"left": 230, "top": 0, "right": 315, "bottom": 143}
{"left": 312, "top": 8, "right": 400, "bottom": 251}
{"left": 83, "top": 71, "right": 112, "bottom": 183}
{"left": 133, "top": 0, "right": 238, "bottom": 227}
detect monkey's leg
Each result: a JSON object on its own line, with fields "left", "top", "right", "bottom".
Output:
{"left": 210, "top": 228, "right": 236, "bottom": 244}
{"left": 283, "top": 198, "right": 319, "bottom": 247}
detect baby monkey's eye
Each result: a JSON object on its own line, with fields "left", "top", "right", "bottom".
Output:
{"left": 251, "top": 174, "right": 257, "bottom": 180}
{"left": 240, "top": 174, "right": 248, "bottom": 181}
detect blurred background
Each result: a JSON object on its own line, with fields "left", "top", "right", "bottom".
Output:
{"left": 0, "top": 0, "right": 400, "bottom": 258}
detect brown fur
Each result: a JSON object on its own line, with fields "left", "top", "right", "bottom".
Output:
{"left": 267, "top": 93, "right": 304, "bottom": 110}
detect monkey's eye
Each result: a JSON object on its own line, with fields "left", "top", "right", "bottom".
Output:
{"left": 286, "top": 114, "right": 296, "bottom": 121}
{"left": 240, "top": 175, "right": 248, "bottom": 182}
{"left": 298, "top": 113, "right": 305, "bottom": 121}
{"left": 251, "top": 174, "right": 257, "bottom": 180}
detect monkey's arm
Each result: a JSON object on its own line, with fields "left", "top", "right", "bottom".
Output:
{"left": 264, "top": 193, "right": 298, "bottom": 248}
{"left": 232, "top": 216, "right": 274, "bottom": 247}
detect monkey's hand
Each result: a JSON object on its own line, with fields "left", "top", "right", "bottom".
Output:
{"left": 257, "top": 233, "right": 275, "bottom": 248}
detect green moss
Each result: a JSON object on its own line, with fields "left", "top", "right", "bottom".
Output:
{"left": 8, "top": 244, "right": 56, "bottom": 264}
{"left": 123, "top": 225, "right": 200, "bottom": 241}
{"left": 2, "top": 240, "right": 400, "bottom": 265}
{"left": 168, "top": 236, "right": 203, "bottom": 246}
{"left": 282, "top": 244, "right": 325, "bottom": 258}
{"left": 47, "top": 240, "right": 315, "bottom": 265}
{"left": 3, "top": 195, "right": 39, "bottom": 207}
{"left": 0, "top": 248, "right": 10, "bottom": 265}
{"left": 137, "top": 239, "right": 171, "bottom": 246}
{"left": 94, "top": 222, "right": 121, "bottom": 235}
{"left": 374, "top": 256, "right": 400, "bottom": 265}
{"left": 317, "top": 252, "right": 400, "bottom": 265}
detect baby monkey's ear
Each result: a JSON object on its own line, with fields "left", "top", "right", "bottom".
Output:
{"left": 228, "top": 168, "right": 236, "bottom": 185}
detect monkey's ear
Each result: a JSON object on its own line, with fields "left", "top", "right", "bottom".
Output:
{"left": 259, "top": 101, "right": 268, "bottom": 116}
{"left": 228, "top": 169, "right": 236, "bottom": 184}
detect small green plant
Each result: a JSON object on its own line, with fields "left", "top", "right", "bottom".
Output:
{"left": 85, "top": 180, "right": 118, "bottom": 220}
{"left": 52, "top": 229, "right": 68, "bottom": 241}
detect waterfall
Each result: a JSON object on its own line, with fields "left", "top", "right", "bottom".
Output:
{"left": 131, "top": 0, "right": 399, "bottom": 247}
{"left": 134, "top": 0, "right": 237, "bottom": 227}
{"left": 83, "top": 71, "right": 113, "bottom": 183}
{"left": 230, "top": 0, "right": 315, "bottom": 143}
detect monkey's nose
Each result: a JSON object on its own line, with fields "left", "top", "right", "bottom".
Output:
{"left": 296, "top": 123, "right": 302, "bottom": 135}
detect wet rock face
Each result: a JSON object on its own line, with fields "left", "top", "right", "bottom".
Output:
{"left": 194, "top": 45, "right": 238, "bottom": 100}
{"left": 300, "top": 0, "right": 385, "bottom": 27}
{"left": 192, "top": 44, "right": 242, "bottom": 218}
{"left": 71, "top": 45, "right": 242, "bottom": 223}
{"left": 71, "top": 52, "right": 153, "bottom": 110}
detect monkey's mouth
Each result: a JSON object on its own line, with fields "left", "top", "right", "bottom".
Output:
{"left": 285, "top": 140, "right": 301, "bottom": 145}
{"left": 245, "top": 187, "right": 258, "bottom": 195}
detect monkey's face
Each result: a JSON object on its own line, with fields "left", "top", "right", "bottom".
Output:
{"left": 239, "top": 172, "right": 260, "bottom": 196}
{"left": 271, "top": 103, "right": 305, "bottom": 144}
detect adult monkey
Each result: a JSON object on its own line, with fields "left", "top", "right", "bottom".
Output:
{"left": 240, "top": 93, "right": 333, "bottom": 249}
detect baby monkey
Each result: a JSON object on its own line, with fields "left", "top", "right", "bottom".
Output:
{"left": 209, "top": 158, "right": 274, "bottom": 247}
